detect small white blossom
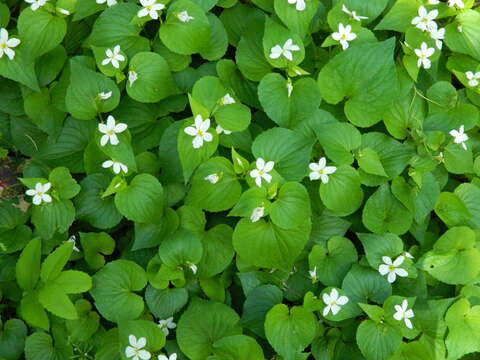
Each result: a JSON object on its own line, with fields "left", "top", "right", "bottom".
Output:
{"left": 414, "top": 42, "right": 435, "bottom": 69}
{"left": 429, "top": 27, "right": 445, "bottom": 49}
{"left": 378, "top": 256, "right": 408, "bottom": 283}
{"left": 286, "top": 79, "right": 293, "bottom": 97}
{"left": 158, "top": 317, "right": 176, "bottom": 336}
{"left": 204, "top": 173, "right": 220, "bottom": 184}
{"left": 269, "top": 39, "right": 300, "bottom": 61}
{"left": 250, "top": 206, "right": 265, "bottom": 222}
{"left": 125, "top": 335, "right": 151, "bottom": 360}
{"left": 332, "top": 23, "right": 357, "bottom": 50}
{"left": 448, "top": 0, "right": 464, "bottom": 8}
{"left": 250, "top": 158, "right": 274, "bottom": 187}
{"left": 158, "top": 354, "right": 177, "bottom": 360}
{"left": 96, "top": 0, "right": 117, "bottom": 7}
{"left": 466, "top": 71, "right": 480, "bottom": 87}
{"left": 102, "top": 160, "right": 128, "bottom": 174}
{"left": 25, "top": 182, "right": 52, "bottom": 205}
{"left": 411, "top": 6, "right": 438, "bottom": 32}
{"left": 342, "top": 4, "right": 368, "bottom": 21}
{"left": 309, "top": 266, "right": 317, "bottom": 282}
{"left": 184, "top": 115, "right": 213, "bottom": 149}
{"left": 287, "top": 0, "right": 306, "bottom": 11}
{"left": 128, "top": 71, "right": 138, "bottom": 86}
{"left": 449, "top": 125, "right": 469, "bottom": 150}
{"left": 99, "top": 115, "right": 127, "bottom": 146}
{"left": 177, "top": 10, "right": 194, "bottom": 22}
{"left": 393, "top": 299, "right": 415, "bottom": 329}
{"left": 101, "top": 45, "right": 125, "bottom": 69}
{"left": 220, "top": 93, "right": 235, "bottom": 105}
{"left": 98, "top": 91, "right": 112, "bottom": 100}
{"left": 25, "top": 0, "right": 48, "bottom": 11}
{"left": 0, "top": 28, "right": 20, "bottom": 60}
{"left": 216, "top": 125, "right": 232, "bottom": 135}
{"left": 68, "top": 236, "right": 80, "bottom": 252}
{"left": 322, "top": 288, "right": 349, "bottom": 316}
{"left": 309, "top": 157, "right": 336, "bottom": 183}
{"left": 137, "top": 0, "right": 165, "bottom": 20}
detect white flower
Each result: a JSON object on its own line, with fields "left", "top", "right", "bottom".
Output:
{"left": 322, "top": 288, "right": 349, "bottom": 316}
{"left": 428, "top": 0, "right": 440, "bottom": 4}
{"left": 128, "top": 71, "right": 138, "bottom": 86}
{"left": 220, "top": 93, "right": 235, "bottom": 105}
{"left": 184, "top": 115, "right": 213, "bottom": 149}
{"left": 186, "top": 262, "right": 197, "bottom": 274}
{"left": 158, "top": 317, "right": 176, "bottom": 336}
{"left": 429, "top": 27, "right": 445, "bottom": 49}
{"left": 58, "top": 8, "right": 70, "bottom": 15}
{"left": 96, "top": 0, "right": 117, "bottom": 7}
{"left": 287, "top": 0, "right": 306, "bottom": 11}
{"left": 216, "top": 125, "right": 232, "bottom": 135}
{"left": 177, "top": 10, "right": 194, "bottom": 22}
{"left": 457, "top": 25, "right": 463, "bottom": 32}
{"left": 158, "top": 354, "right": 177, "bottom": 360}
{"left": 404, "top": 251, "right": 414, "bottom": 259}
{"left": 101, "top": 45, "right": 125, "bottom": 69}
{"left": 331, "top": 23, "right": 357, "bottom": 50}
{"left": 250, "top": 158, "right": 274, "bottom": 187}
{"left": 466, "top": 71, "right": 480, "bottom": 87}
{"left": 99, "top": 115, "right": 127, "bottom": 146}
{"left": 309, "top": 157, "right": 336, "bottom": 183}
{"left": 204, "top": 173, "right": 219, "bottom": 184}
{"left": 25, "top": 182, "right": 52, "bottom": 205}
{"left": 411, "top": 6, "right": 438, "bottom": 32}
{"left": 102, "top": 160, "right": 128, "bottom": 174}
{"left": 0, "top": 28, "right": 20, "bottom": 61}
{"left": 25, "top": 0, "right": 47, "bottom": 11}
{"left": 125, "top": 335, "right": 151, "bottom": 360}
{"left": 286, "top": 79, "right": 293, "bottom": 97}
{"left": 341, "top": 4, "right": 368, "bottom": 21}
{"left": 68, "top": 236, "right": 80, "bottom": 252}
{"left": 378, "top": 256, "right": 408, "bottom": 283}
{"left": 250, "top": 206, "right": 265, "bottom": 222}
{"left": 138, "top": 0, "right": 165, "bottom": 19}
{"left": 448, "top": 0, "right": 464, "bottom": 8}
{"left": 449, "top": 125, "right": 469, "bottom": 150}
{"left": 309, "top": 266, "right": 317, "bottom": 282}
{"left": 269, "top": 39, "right": 300, "bottom": 61}
{"left": 98, "top": 91, "right": 112, "bottom": 100}
{"left": 393, "top": 299, "right": 415, "bottom": 329}
{"left": 414, "top": 42, "right": 435, "bottom": 69}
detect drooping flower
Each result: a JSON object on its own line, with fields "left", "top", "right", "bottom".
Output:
{"left": 0, "top": 28, "right": 20, "bottom": 60}
{"left": 466, "top": 71, "right": 480, "bottom": 87}
{"left": 411, "top": 6, "right": 438, "bottom": 32}
{"left": 341, "top": 4, "right": 368, "bottom": 21}
{"left": 96, "top": 0, "right": 117, "bottom": 7}
{"left": 57, "top": 8, "right": 70, "bottom": 15}
{"left": 102, "top": 160, "right": 128, "bottom": 174}
{"left": 67, "top": 235, "right": 80, "bottom": 252}
{"left": 204, "top": 173, "right": 220, "bottom": 184}
{"left": 216, "top": 125, "right": 232, "bottom": 135}
{"left": 309, "top": 266, "right": 317, "bottom": 282}
{"left": 332, "top": 23, "right": 357, "bottom": 50}
{"left": 287, "top": 0, "right": 306, "bottom": 11}
{"left": 447, "top": 0, "right": 464, "bottom": 8}
{"left": 414, "top": 42, "right": 435, "bottom": 69}
{"left": 322, "top": 288, "right": 349, "bottom": 316}
{"left": 186, "top": 261, "right": 197, "bottom": 274}
{"left": 250, "top": 158, "right": 274, "bottom": 187}
{"left": 98, "top": 91, "right": 112, "bottom": 100}
{"left": 449, "top": 125, "right": 469, "bottom": 150}
{"left": 184, "top": 115, "right": 213, "bottom": 149}
{"left": 25, "top": 182, "right": 52, "bottom": 205}
{"left": 158, "top": 354, "right": 177, "bottom": 360}
{"left": 393, "top": 299, "right": 415, "bottom": 329}
{"left": 309, "top": 157, "right": 336, "bottom": 183}
{"left": 137, "top": 0, "right": 165, "bottom": 20}
{"left": 286, "top": 79, "right": 293, "bottom": 97}
{"left": 404, "top": 251, "right": 414, "bottom": 259}
{"left": 101, "top": 45, "right": 125, "bottom": 69}
{"left": 99, "top": 115, "right": 127, "bottom": 146}
{"left": 269, "top": 39, "right": 300, "bottom": 61}
{"left": 177, "top": 10, "right": 194, "bottom": 22}
{"left": 220, "top": 93, "right": 235, "bottom": 105}
{"left": 250, "top": 206, "right": 265, "bottom": 222}
{"left": 25, "top": 0, "right": 48, "bottom": 11}
{"left": 128, "top": 71, "right": 138, "bottom": 86}
{"left": 158, "top": 317, "right": 176, "bottom": 336}
{"left": 429, "top": 27, "right": 445, "bottom": 50}
{"left": 378, "top": 256, "right": 408, "bottom": 283}
{"left": 125, "top": 335, "right": 151, "bottom": 360}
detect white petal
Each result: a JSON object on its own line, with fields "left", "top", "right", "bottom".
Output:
{"left": 137, "top": 8, "right": 149, "bottom": 17}
{"left": 42, "top": 194, "right": 52, "bottom": 203}
{"left": 192, "top": 136, "right": 203, "bottom": 149}
{"left": 138, "top": 350, "right": 151, "bottom": 360}
{"left": 283, "top": 50, "right": 293, "bottom": 61}
{"left": 329, "top": 288, "right": 339, "bottom": 301}
{"left": 250, "top": 169, "right": 260, "bottom": 178}
{"left": 42, "top": 182, "right": 51, "bottom": 192}
{"left": 318, "top": 157, "right": 326, "bottom": 169}
{"left": 203, "top": 132, "right": 213, "bottom": 142}
{"left": 330, "top": 304, "right": 341, "bottom": 315}
{"left": 32, "top": 195, "right": 42, "bottom": 205}
{"left": 262, "top": 173, "right": 272, "bottom": 183}
{"left": 255, "top": 176, "right": 262, "bottom": 187}
{"left": 395, "top": 268, "right": 408, "bottom": 277}
{"left": 309, "top": 172, "right": 321, "bottom": 181}
{"left": 405, "top": 309, "right": 414, "bottom": 318}
{"left": 26, "top": 189, "right": 36, "bottom": 196}
{"left": 382, "top": 256, "right": 393, "bottom": 265}
{"left": 126, "top": 346, "right": 136, "bottom": 358}
{"left": 263, "top": 161, "right": 274, "bottom": 172}
{"left": 387, "top": 271, "right": 397, "bottom": 283}
{"left": 100, "top": 135, "right": 109, "bottom": 146}
{"left": 194, "top": 114, "right": 203, "bottom": 129}
{"left": 184, "top": 126, "right": 197, "bottom": 136}
{"left": 337, "top": 295, "right": 349, "bottom": 305}
{"left": 320, "top": 174, "right": 329, "bottom": 184}
{"left": 115, "top": 123, "right": 128, "bottom": 133}
{"left": 322, "top": 293, "right": 331, "bottom": 305}
{"left": 4, "top": 48, "right": 15, "bottom": 60}
{"left": 393, "top": 311, "right": 404, "bottom": 321}
{"left": 393, "top": 256, "right": 405, "bottom": 266}
{"left": 378, "top": 264, "right": 390, "bottom": 275}
{"left": 110, "top": 134, "right": 119, "bottom": 145}
{"left": 404, "top": 318, "right": 413, "bottom": 329}
{"left": 113, "top": 163, "right": 121, "bottom": 174}
{"left": 324, "top": 166, "right": 336, "bottom": 175}
{"left": 200, "top": 118, "right": 210, "bottom": 132}
{"left": 6, "top": 38, "right": 20, "bottom": 48}
{"left": 102, "top": 160, "right": 113, "bottom": 168}
{"left": 256, "top": 158, "right": 265, "bottom": 170}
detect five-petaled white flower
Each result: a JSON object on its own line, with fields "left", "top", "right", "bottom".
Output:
{"left": 309, "top": 157, "right": 336, "bottom": 183}
{"left": 98, "top": 91, "right": 112, "bottom": 100}
{"left": 250, "top": 158, "right": 274, "bottom": 187}
{"left": 26, "top": 182, "right": 52, "bottom": 205}
{"left": 99, "top": 115, "right": 127, "bottom": 146}
{"left": 269, "top": 39, "right": 300, "bottom": 61}
{"left": 0, "top": 28, "right": 20, "bottom": 60}
{"left": 378, "top": 255, "right": 408, "bottom": 283}
{"left": 102, "top": 160, "right": 128, "bottom": 174}
{"left": 128, "top": 71, "right": 138, "bottom": 86}
{"left": 393, "top": 299, "right": 414, "bottom": 329}
{"left": 204, "top": 173, "right": 220, "bottom": 184}
{"left": 250, "top": 206, "right": 265, "bottom": 222}
{"left": 288, "top": 0, "right": 306, "bottom": 11}
{"left": 411, "top": 6, "right": 438, "bottom": 32}
{"left": 177, "top": 10, "right": 194, "bottom": 22}
{"left": 138, "top": 0, "right": 165, "bottom": 19}
{"left": 466, "top": 71, "right": 480, "bottom": 87}
{"left": 414, "top": 42, "right": 435, "bottom": 69}
{"left": 220, "top": 93, "right": 235, "bottom": 105}
{"left": 25, "top": 0, "right": 48, "bottom": 11}
{"left": 309, "top": 266, "right": 317, "bottom": 282}
{"left": 96, "top": 0, "right": 117, "bottom": 7}
{"left": 342, "top": 4, "right": 368, "bottom": 21}
{"left": 216, "top": 125, "right": 232, "bottom": 135}
{"left": 67, "top": 236, "right": 80, "bottom": 252}
{"left": 429, "top": 27, "right": 445, "bottom": 50}
{"left": 286, "top": 79, "right": 293, "bottom": 97}
{"left": 184, "top": 115, "right": 213, "bottom": 149}
{"left": 125, "top": 335, "right": 151, "bottom": 360}
{"left": 449, "top": 125, "right": 469, "bottom": 150}
{"left": 448, "top": 0, "right": 464, "bottom": 8}
{"left": 322, "top": 288, "right": 349, "bottom": 316}
{"left": 332, "top": 23, "right": 357, "bottom": 50}
{"left": 101, "top": 45, "right": 125, "bottom": 69}
{"left": 158, "top": 317, "right": 176, "bottom": 336}
{"left": 158, "top": 353, "right": 177, "bottom": 360}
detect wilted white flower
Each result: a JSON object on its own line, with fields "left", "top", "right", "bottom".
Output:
{"left": 98, "top": 91, "right": 112, "bottom": 100}
{"left": 184, "top": 115, "right": 213, "bottom": 149}
{"left": 96, "top": 0, "right": 117, "bottom": 7}
{"left": 287, "top": 0, "right": 306, "bottom": 11}
{"left": 128, "top": 71, "right": 138, "bottom": 86}
{"left": 250, "top": 206, "right": 265, "bottom": 222}
{"left": 0, "top": 28, "right": 20, "bottom": 60}
{"left": 309, "top": 266, "right": 317, "bottom": 282}
{"left": 342, "top": 4, "right": 368, "bottom": 21}
{"left": 466, "top": 71, "right": 480, "bottom": 87}
{"left": 102, "top": 160, "right": 128, "bottom": 174}
{"left": 216, "top": 125, "right": 232, "bottom": 135}
{"left": 457, "top": 25, "right": 463, "bottom": 32}
{"left": 404, "top": 251, "right": 414, "bottom": 259}
{"left": 332, "top": 23, "right": 357, "bottom": 50}
{"left": 186, "top": 262, "right": 197, "bottom": 274}
{"left": 309, "top": 157, "right": 336, "bottom": 183}
{"left": 448, "top": 0, "right": 464, "bottom": 8}
{"left": 414, "top": 42, "right": 435, "bottom": 69}
{"left": 25, "top": 182, "right": 52, "bottom": 205}
{"left": 101, "top": 45, "right": 125, "bottom": 69}
{"left": 286, "top": 79, "right": 293, "bottom": 97}
{"left": 125, "top": 335, "right": 151, "bottom": 360}
{"left": 67, "top": 236, "right": 80, "bottom": 252}
{"left": 411, "top": 6, "right": 438, "bottom": 32}
{"left": 99, "top": 115, "right": 127, "bottom": 146}
{"left": 269, "top": 39, "right": 300, "bottom": 61}
{"left": 57, "top": 8, "right": 70, "bottom": 15}
{"left": 220, "top": 93, "right": 235, "bottom": 105}
{"left": 378, "top": 255, "right": 408, "bottom": 283}
{"left": 177, "top": 10, "right": 194, "bottom": 22}
{"left": 158, "top": 317, "right": 176, "bottom": 336}
{"left": 393, "top": 299, "right": 414, "bottom": 329}
{"left": 137, "top": 0, "right": 165, "bottom": 19}
{"left": 204, "top": 173, "right": 220, "bottom": 184}
{"left": 322, "top": 288, "right": 349, "bottom": 316}
{"left": 25, "top": 0, "right": 48, "bottom": 11}
{"left": 250, "top": 158, "right": 274, "bottom": 187}
{"left": 449, "top": 125, "right": 469, "bottom": 150}
{"left": 429, "top": 27, "right": 445, "bottom": 49}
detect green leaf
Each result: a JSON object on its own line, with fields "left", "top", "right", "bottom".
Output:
{"left": 315, "top": 122, "right": 361, "bottom": 165}
{"left": 357, "top": 148, "right": 388, "bottom": 177}
{"left": 357, "top": 233, "right": 404, "bottom": 269}
{"left": 38, "top": 283, "right": 78, "bottom": 320}
{"left": 356, "top": 320, "right": 402, "bottom": 360}
{"left": 79, "top": 232, "right": 115, "bottom": 270}
{"left": 212, "top": 335, "right": 265, "bottom": 360}
{"left": 158, "top": 228, "right": 203, "bottom": 268}
{"left": 444, "top": 142, "right": 473, "bottom": 174}
{"left": 53, "top": 270, "right": 92, "bottom": 294}
{"left": 270, "top": 182, "right": 311, "bottom": 230}
{"left": 199, "top": 13, "right": 229, "bottom": 61}
{"left": 48, "top": 167, "right": 80, "bottom": 200}
{"left": 0, "top": 48, "right": 39, "bottom": 91}
{"left": 197, "top": 224, "right": 235, "bottom": 278}
{"left": 214, "top": 102, "right": 251, "bottom": 132}
{"left": 145, "top": 286, "right": 189, "bottom": 319}
{"left": 434, "top": 191, "right": 471, "bottom": 227}
{"left": 16, "top": 238, "right": 41, "bottom": 291}
{"left": 444, "top": 10, "right": 480, "bottom": 61}
{"left": 274, "top": 0, "right": 319, "bottom": 37}
{"left": 19, "top": 293, "right": 50, "bottom": 330}
{"left": 0, "top": 319, "right": 27, "bottom": 360}
{"left": 456, "top": 183, "right": 480, "bottom": 229}
{"left": 24, "top": 332, "right": 72, "bottom": 360}
{"left": 40, "top": 241, "right": 74, "bottom": 283}
{"left": 375, "top": 0, "right": 420, "bottom": 32}
{"left": 118, "top": 320, "right": 165, "bottom": 354}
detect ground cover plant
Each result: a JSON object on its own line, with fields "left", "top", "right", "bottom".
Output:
{"left": 1, "top": 0, "right": 480, "bottom": 358}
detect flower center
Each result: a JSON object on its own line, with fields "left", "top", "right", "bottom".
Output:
{"left": 330, "top": 301, "right": 337, "bottom": 306}
{"left": 107, "top": 129, "right": 115, "bottom": 135}
{"left": 318, "top": 169, "right": 324, "bottom": 174}
{"left": 388, "top": 265, "right": 396, "bottom": 272}
{"left": 197, "top": 130, "right": 204, "bottom": 136}
{"left": 146, "top": 5, "right": 152, "bottom": 10}
{"left": 340, "top": 34, "right": 347, "bottom": 40}
{"left": 0, "top": 43, "right": 6, "bottom": 49}
{"left": 259, "top": 170, "right": 265, "bottom": 175}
